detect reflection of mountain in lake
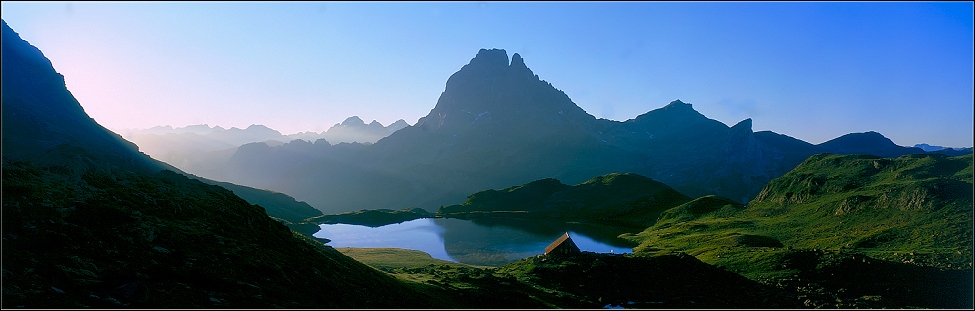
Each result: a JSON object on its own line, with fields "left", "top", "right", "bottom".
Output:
{"left": 435, "top": 218, "right": 551, "bottom": 266}
{"left": 313, "top": 219, "right": 455, "bottom": 262}
{"left": 313, "top": 218, "right": 635, "bottom": 267}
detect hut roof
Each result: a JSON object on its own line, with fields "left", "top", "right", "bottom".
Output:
{"left": 544, "top": 232, "right": 579, "bottom": 255}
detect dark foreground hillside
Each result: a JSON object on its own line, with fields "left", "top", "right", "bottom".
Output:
{"left": 0, "top": 160, "right": 444, "bottom": 308}
{"left": 497, "top": 251, "right": 799, "bottom": 308}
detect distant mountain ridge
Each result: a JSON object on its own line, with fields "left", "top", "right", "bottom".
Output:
{"left": 913, "top": 143, "right": 973, "bottom": 156}
{"left": 122, "top": 116, "right": 409, "bottom": 147}
{"left": 306, "top": 116, "right": 409, "bottom": 144}
{"left": 118, "top": 117, "right": 409, "bottom": 181}
{"left": 204, "top": 48, "right": 967, "bottom": 214}
{"left": 817, "top": 131, "right": 925, "bottom": 158}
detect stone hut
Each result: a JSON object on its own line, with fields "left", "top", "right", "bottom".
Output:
{"left": 544, "top": 232, "right": 581, "bottom": 256}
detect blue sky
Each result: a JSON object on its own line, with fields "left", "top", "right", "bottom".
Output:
{"left": 2, "top": 1, "right": 972, "bottom": 147}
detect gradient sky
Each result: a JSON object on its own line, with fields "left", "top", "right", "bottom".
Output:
{"left": 2, "top": 1, "right": 972, "bottom": 147}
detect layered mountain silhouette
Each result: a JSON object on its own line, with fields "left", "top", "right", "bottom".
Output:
{"left": 120, "top": 117, "right": 408, "bottom": 181}
{"left": 913, "top": 143, "right": 973, "bottom": 156}
{"left": 202, "top": 48, "right": 962, "bottom": 214}
{"left": 123, "top": 117, "right": 407, "bottom": 148}
{"left": 309, "top": 116, "right": 408, "bottom": 144}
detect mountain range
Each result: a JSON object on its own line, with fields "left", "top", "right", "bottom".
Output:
{"left": 121, "top": 115, "right": 409, "bottom": 147}
{"left": 116, "top": 117, "right": 408, "bottom": 180}
{"left": 1, "top": 20, "right": 814, "bottom": 308}
{"left": 195, "top": 48, "right": 964, "bottom": 214}
{"left": 913, "top": 143, "right": 973, "bottom": 155}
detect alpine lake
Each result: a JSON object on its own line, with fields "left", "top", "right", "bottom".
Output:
{"left": 314, "top": 217, "right": 637, "bottom": 267}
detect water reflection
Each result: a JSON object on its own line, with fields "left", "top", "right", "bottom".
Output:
{"left": 314, "top": 217, "right": 636, "bottom": 266}
{"left": 314, "top": 219, "right": 457, "bottom": 262}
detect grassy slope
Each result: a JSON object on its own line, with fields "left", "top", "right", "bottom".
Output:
{"left": 0, "top": 160, "right": 450, "bottom": 308}
{"left": 200, "top": 179, "right": 322, "bottom": 223}
{"left": 621, "top": 153, "right": 973, "bottom": 308}
{"left": 627, "top": 153, "right": 972, "bottom": 266}
{"left": 336, "top": 247, "right": 478, "bottom": 271}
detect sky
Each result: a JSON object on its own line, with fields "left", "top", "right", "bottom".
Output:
{"left": 1, "top": 1, "right": 973, "bottom": 147}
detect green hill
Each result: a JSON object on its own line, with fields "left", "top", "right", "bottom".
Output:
{"left": 747, "top": 153, "right": 973, "bottom": 254}
{"left": 622, "top": 153, "right": 973, "bottom": 308}
{"left": 655, "top": 195, "right": 746, "bottom": 224}
{"left": 438, "top": 172, "right": 692, "bottom": 227}
{"left": 200, "top": 179, "right": 322, "bottom": 223}
{"left": 629, "top": 153, "right": 973, "bottom": 263}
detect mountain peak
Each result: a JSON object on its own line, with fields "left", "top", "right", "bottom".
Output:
{"left": 341, "top": 116, "right": 365, "bottom": 126}
{"left": 471, "top": 48, "right": 510, "bottom": 68}
{"left": 665, "top": 99, "right": 691, "bottom": 109}
{"left": 511, "top": 53, "right": 524, "bottom": 67}
{"left": 831, "top": 131, "right": 889, "bottom": 143}
{"left": 419, "top": 48, "right": 591, "bottom": 131}
{"left": 509, "top": 52, "right": 534, "bottom": 77}
{"left": 817, "top": 131, "right": 925, "bottom": 157}
{"left": 731, "top": 118, "right": 752, "bottom": 131}
{"left": 387, "top": 119, "right": 410, "bottom": 132}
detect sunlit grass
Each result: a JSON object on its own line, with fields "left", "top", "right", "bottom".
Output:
{"left": 625, "top": 153, "right": 973, "bottom": 279}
